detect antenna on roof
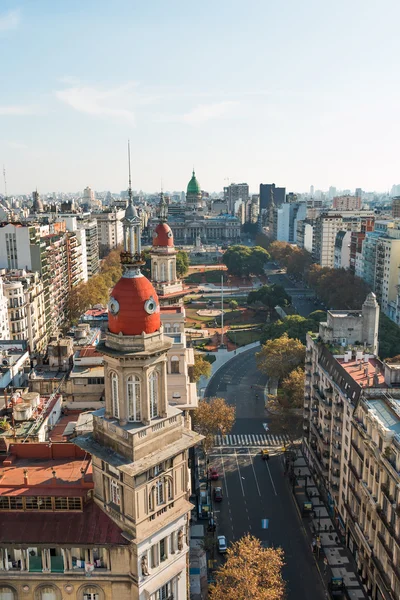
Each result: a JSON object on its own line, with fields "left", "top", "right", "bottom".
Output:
{"left": 127, "top": 140, "right": 132, "bottom": 206}
{"left": 3, "top": 165, "right": 7, "bottom": 199}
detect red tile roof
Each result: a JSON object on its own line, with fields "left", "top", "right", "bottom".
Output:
{"left": 0, "top": 501, "right": 129, "bottom": 545}
{"left": 77, "top": 347, "right": 102, "bottom": 358}
{"left": 336, "top": 357, "right": 385, "bottom": 387}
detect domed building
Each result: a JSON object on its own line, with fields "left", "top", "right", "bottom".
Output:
{"left": 148, "top": 169, "right": 241, "bottom": 245}
{"left": 73, "top": 177, "right": 202, "bottom": 599}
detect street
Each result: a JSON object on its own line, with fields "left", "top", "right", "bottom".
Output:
{"left": 266, "top": 263, "right": 326, "bottom": 318}
{"left": 204, "top": 348, "right": 326, "bottom": 599}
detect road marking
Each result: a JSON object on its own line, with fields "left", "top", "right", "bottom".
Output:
{"left": 219, "top": 450, "right": 229, "bottom": 499}
{"left": 248, "top": 448, "right": 261, "bottom": 497}
{"left": 234, "top": 449, "right": 245, "bottom": 496}
{"left": 265, "top": 460, "right": 278, "bottom": 496}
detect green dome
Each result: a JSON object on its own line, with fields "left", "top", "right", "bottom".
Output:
{"left": 187, "top": 170, "right": 201, "bottom": 195}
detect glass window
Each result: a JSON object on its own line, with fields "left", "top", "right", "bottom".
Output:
{"left": 171, "top": 357, "right": 179, "bottom": 374}
{"left": 110, "top": 479, "right": 120, "bottom": 506}
{"left": 0, "top": 587, "right": 15, "bottom": 600}
{"left": 156, "top": 480, "right": 164, "bottom": 505}
{"left": 127, "top": 375, "right": 141, "bottom": 422}
{"left": 55, "top": 497, "right": 68, "bottom": 510}
{"left": 149, "top": 372, "right": 158, "bottom": 419}
{"left": 111, "top": 372, "right": 119, "bottom": 419}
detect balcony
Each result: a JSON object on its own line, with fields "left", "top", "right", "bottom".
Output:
{"left": 351, "top": 440, "right": 364, "bottom": 462}
{"left": 348, "top": 481, "right": 362, "bottom": 505}
{"left": 353, "top": 417, "right": 367, "bottom": 439}
{"left": 355, "top": 522, "right": 373, "bottom": 556}
{"left": 323, "top": 412, "right": 332, "bottom": 423}
{"left": 349, "top": 461, "right": 361, "bottom": 481}
{"left": 360, "top": 480, "right": 378, "bottom": 510}
{"left": 325, "top": 387, "right": 333, "bottom": 396}
{"left": 381, "top": 483, "right": 395, "bottom": 504}
{"left": 377, "top": 531, "right": 394, "bottom": 561}
{"left": 305, "top": 372, "right": 312, "bottom": 380}
{"left": 381, "top": 454, "right": 400, "bottom": 483}
{"left": 334, "top": 414, "right": 342, "bottom": 423}
{"left": 333, "top": 429, "right": 342, "bottom": 440}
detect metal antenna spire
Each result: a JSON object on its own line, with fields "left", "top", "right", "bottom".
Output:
{"left": 128, "top": 140, "right": 132, "bottom": 205}
{"left": 3, "top": 166, "right": 7, "bottom": 199}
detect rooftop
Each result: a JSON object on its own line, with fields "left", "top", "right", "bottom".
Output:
{"left": 366, "top": 399, "right": 400, "bottom": 435}
{"left": 76, "top": 347, "right": 103, "bottom": 359}
{"left": 336, "top": 357, "right": 385, "bottom": 388}
{"left": 0, "top": 442, "right": 92, "bottom": 493}
{"left": 0, "top": 501, "right": 128, "bottom": 545}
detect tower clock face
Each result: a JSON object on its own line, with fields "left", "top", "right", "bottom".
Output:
{"left": 167, "top": 230, "right": 173, "bottom": 238}
{"left": 144, "top": 296, "right": 157, "bottom": 314}
{"left": 108, "top": 297, "right": 120, "bottom": 316}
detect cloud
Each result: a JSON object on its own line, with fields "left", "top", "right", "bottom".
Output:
{"left": 55, "top": 82, "right": 136, "bottom": 125}
{"left": 181, "top": 101, "right": 238, "bottom": 125}
{"left": 0, "top": 9, "right": 20, "bottom": 32}
{"left": 0, "top": 105, "right": 37, "bottom": 116}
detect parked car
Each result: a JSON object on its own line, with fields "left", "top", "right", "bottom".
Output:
{"left": 217, "top": 535, "right": 227, "bottom": 553}
{"left": 214, "top": 487, "right": 223, "bottom": 502}
{"left": 209, "top": 468, "right": 219, "bottom": 481}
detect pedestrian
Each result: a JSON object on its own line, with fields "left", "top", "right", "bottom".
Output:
{"left": 335, "top": 536, "right": 339, "bottom": 544}
{"left": 323, "top": 556, "right": 328, "bottom": 574}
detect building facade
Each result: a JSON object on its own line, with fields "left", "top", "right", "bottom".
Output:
{"left": 223, "top": 183, "right": 249, "bottom": 214}
{"left": 332, "top": 195, "right": 362, "bottom": 211}
{"left": 95, "top": 209, "right": 125, "bottom": 258}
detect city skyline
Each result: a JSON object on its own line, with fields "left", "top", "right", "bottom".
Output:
{"left": 1, "top": 0, "right": 400, "bottom": 194}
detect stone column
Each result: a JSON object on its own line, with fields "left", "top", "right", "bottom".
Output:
{"left": 142, "top": 367, "right": 150, "bottom": 425}
{"left": 118, "top": 369, "right": 128, "bottom": 426}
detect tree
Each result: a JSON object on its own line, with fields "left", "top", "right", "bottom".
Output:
{"left": 378, "top": 314, "right": 400, "bottom": 359}
{"left": 223, "top": 245, "right": 270, "bottom": 277}
{"left": 193, "top": 397, "right": 235, "bottom": 454}
{"left": 268, "top": 241, "right": 295, "bottom": 265}
{"left": 209, "top": 534, "right": 285, "bottom": 600}
{"left": 229, "top": 299, "right": 238, "bottom": 309}
{"left": 285, "top": 247, "right": 313, "bottom": 277}
{"left": 191, "top": 354, "right": 212, "bottom": 382}
{"left": 261, "top": 314, "right": 318, "bottom": 345}
{"left": 281, "top": 367, "right": 305, "bottom": 408}
{"left": 305, "top": 265, "right": 371, "bottom": 310}
{"left": 307, "top": 310, "right": 327, "bottom": 323}
{"left": 256, "top": 333, "right": 306, "bottom": 382}
{"left": 176, "top": 250, "right": 190, "bottom": 277}
{"left": 248, "top": 284, "right": 290, "bottom": 310}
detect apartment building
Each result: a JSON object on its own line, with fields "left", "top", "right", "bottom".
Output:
{"left": 95, "top": 208, "right": 124, "bottom": 258}
{"left": 303, "top": 294, "right": 400, "bottom": 599}
{"left": 2, "top": 270, "right": 47, "bottom": 354}
{"left": 0, "top": 278, "right": 10, "bottom": 341}
{"left": 303, "top": 293, "right": 380, "bottom": 524}
{"left": 349, "top": 382, "right": 400, "bottom": 600}
{"left": 332, "top": 195, "right": 362, "bottom": 211}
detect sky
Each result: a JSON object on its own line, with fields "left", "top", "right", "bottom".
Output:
{"left": 1, "top": 0, "right": 400, "bottom": 195}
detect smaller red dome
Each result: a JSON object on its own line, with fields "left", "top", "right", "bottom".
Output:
{"left": 153, "top": 222, "right": 174, "bottom": 247}
{"left": 108, "top": 275, "right": 160, "bottom": 336}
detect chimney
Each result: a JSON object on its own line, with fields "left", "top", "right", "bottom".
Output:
{"left": 23, "top": 469, "right": 28, "bottom": 485}
{"left": 52, "top": 469, "right": 57, "bottom": 484}
{"left": 80, "top": 467, "right": 85, "bottom": 483}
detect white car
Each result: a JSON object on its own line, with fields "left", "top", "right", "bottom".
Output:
{"left": 217, "top": 535, "right": 227, "bottom": 553}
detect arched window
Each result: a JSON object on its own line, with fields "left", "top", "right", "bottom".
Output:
{"left": 160, "top": 263, "right": 166, "bottom": 281}
{"left": 164, "top": 323, "right": 171, "bottom": 333}
{"left": 0, "top": 587, "right": 16, "bottom": 600}
{"left": 34, "top": 586, "right": 61, "bottom": 600}
{"left": 110, "top": 372, "right": 119, "bottom": 419}
{"left": 169, "top": 261, "right": 173, "bottom": 281}
{"left": 149, "top": 486, "right": 155, "bottom": 512}
{"left": 166, "top": 477, "right": 173, "bottom": 501}
{"left": 171, "top": 356, "right": 180, "bottom": 374}
{"left": 82, "top": 586, "right": 104, "bottom": 600}
{"left": 156, "top": 479, "right": 164, "bottom": 505}
{"left": 173, "top": 323, "right": 180, "bottom": 333}
{"left": 127, "top": 375, "right": 141, "bottom": 422}
{"left": 149, "top": 371, "right": 158, "bottom": 419}
{"left": 153, "top": 262, "right": 158, "bottom": 282}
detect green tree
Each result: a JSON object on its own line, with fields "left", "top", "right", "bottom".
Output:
{"left": 261, "top": 315, "right": 318, "bottom": 345}
{"left": 248, "top": 284, "right": 290, "bottom": 309}
{"left": 223, "top": 245, "right": 270, "bottom": 277}
{"left": 229, "top": 299, "right": 238, "bottom": 309}
{"left": 378, "top": 314, "right": 400, "bottom": 359}
{"left": 256, "top": 333, "right": 306, "bottom": 382}
{"left": 307, "top": 310, "right": 327, "bottom": 323}
{"left": 176, "top": 250, "right": 190, "bottom": 277}
{"left": 209, "top": 535, "right": 285, "bottom": 600}
{"left": 141, "top": 251, "right": 151, "bottom": 279}
{"left": 193, "top": 397, "right": 235, "bottom": 454}
{"left": 191, "top": 354, "right": 212, "bottom": 382}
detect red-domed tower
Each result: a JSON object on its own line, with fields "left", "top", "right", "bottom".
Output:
{"left": 150, "top": 192, "right": 185, "bottom": 306}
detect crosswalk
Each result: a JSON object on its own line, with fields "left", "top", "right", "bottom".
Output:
{"left": 214, "top": 433, "right": 291, "bottom": 447}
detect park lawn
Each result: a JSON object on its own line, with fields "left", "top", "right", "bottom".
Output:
{"left": 227, "top": 329, "right": 262, "bottom": 346}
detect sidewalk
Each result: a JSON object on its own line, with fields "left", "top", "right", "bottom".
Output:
{"left": 286, "top": 450, "right": 368, "bottom": 600}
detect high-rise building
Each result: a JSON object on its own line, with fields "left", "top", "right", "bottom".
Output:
{"left": 95, "top": 208, "right": 125, "bottom": 258}
{"left": 0, "top": 277, "right": 10, "bottom": 341}
{"left": 2, "top": 270, "right": 47, "bottom": 354}
{"left": 259, "top": 183, "right": 285, "bottom": 212}
{"left": 332, "top": 195, "right": 361, "bottom": 211}
{"left": 223, "top": 182, "right": 249, "bottom": 214}
{"left": 392, "top": 196, "right": 400, "bottom": 219}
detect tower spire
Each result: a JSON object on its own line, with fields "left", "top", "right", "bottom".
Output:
{"left": 128, "top": 140, "right": 133, "bottom": 206}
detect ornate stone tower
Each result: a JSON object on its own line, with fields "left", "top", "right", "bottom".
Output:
{"left": 362, "top": 291, "right": 380, "bottom": 355}
{"left": 151, "top": 193, "right": 185, "bottom": 306}
{"left": 75, "top": 149, "right": 202, "bottom": 600}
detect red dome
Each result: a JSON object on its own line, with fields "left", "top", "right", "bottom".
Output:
{"left": 108, "top": 275, "right": 160, "bottom": 336}
{"left": 153, "top": 222, "right": 174, "bottom": 247}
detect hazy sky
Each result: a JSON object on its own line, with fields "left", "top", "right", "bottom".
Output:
{"left": 1, "top": 0, "right": 400, "bottom": 195}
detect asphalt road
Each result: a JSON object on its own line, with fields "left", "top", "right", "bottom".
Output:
{"left": 266, "top": 266, "right": 326, "bottom": 318}
{"left": 205, "top": 348, "right": 326, "bottom": 600}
